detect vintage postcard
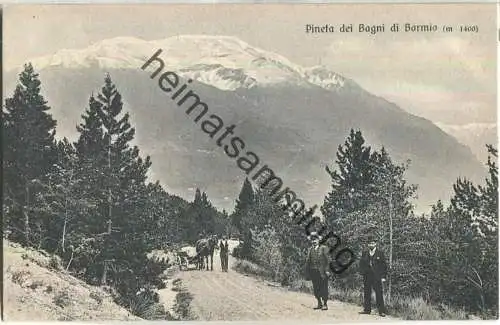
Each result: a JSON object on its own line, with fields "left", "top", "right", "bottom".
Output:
{"left": 2, "top": 3, "right": 498, "bottom": 322}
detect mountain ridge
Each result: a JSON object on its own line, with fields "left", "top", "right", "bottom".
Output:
{"left": 15, "top": 35, "right": 355, "bottom": 92}
{"left": 3, "top": 36, "right": 487, "bottom": 214}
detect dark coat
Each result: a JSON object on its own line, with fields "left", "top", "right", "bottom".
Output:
{"left": 359, "top": 248, "right": 388, "bottom": 279}
{"left": 305, "top": 245, "right": 330, "bottom": 279}
{"left": 219, "top": 241, "right": 229, "bottom": 255}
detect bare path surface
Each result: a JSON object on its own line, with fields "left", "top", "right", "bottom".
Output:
{"left": 177, "top": 243, "right": 398, "bottom": 322}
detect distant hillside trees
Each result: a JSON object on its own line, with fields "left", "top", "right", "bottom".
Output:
{"left": 179, "top": 188, "right": 229, "bottom": 243}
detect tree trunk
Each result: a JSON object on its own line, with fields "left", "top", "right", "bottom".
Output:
{"left": 62, "top": 198, "right": 68, "bottom": 253}
{"left": 107, "top": 136, "right": 112, "bottom": 232}
{"left": 66, "top": 249, "right": 74, "bottom": 271}
{"left": 388, "top": 190, "right": 393, "bottom": 303}
{"left": 101, "top": 260, "right": 108, "bottom": 286}
{"left": 24, "top": 182, "right": 31, "bottom": 245}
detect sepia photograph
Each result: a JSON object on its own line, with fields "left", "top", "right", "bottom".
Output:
{"left": 2, "top": 3, "right": 498, "bottom": 322}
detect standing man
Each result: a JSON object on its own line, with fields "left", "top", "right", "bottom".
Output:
{"left": 220, "top": 237, "right": 229, "bottom": 272}
{"left": 224, "top": 237, "right": 229, "bottom": 272}
{"left": 305, "top": 232, "right": 330, "bottom": 310}
{"left": 359, "top": 238, "right": 388, "bottom": 317}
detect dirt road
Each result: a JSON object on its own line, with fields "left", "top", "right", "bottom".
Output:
{"left": 177, "top": 243, "right": 396, "bottom": 321}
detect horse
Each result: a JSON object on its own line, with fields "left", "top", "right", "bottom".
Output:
{"left": 195, "top": 235, "right": 219, "bottom": 271}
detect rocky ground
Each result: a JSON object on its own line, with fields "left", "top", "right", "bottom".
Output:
{"left": 2, "top": 239, "right": 139, "bottom": 321}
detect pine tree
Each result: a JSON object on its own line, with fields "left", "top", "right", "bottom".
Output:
{"left": 98, "top": 75, "right": 152, "bottom": 287}
{"left": 452, "top": 145, "right": 498, "bottom": 313}
{"left": 73, "top": 95, "right": 109, "bottom": 237}
{"left": 30, "top": 138, "right": 96, "bottom": 254}
{"left": 75, "top": 96, "right": 106, "bottom": 159}
{"left": 321, "top": 131, "right": 418, "bottom": 293}
{"left": 321, "top": 129, "right": 378, "bottom": 263}
{"left": 476, "top": 145, "right": 498, "bottom": 237}
{"left": 242, "top": 185, "right": 310, "bottom": 283}
{"left": 475, "top": 145, "right": 498, "bottom": 314}
{"left": 271, "top": 204, "right": 310, "bottom": 285}
{"left": 321, "top": 129, "right": 375, "bottom": 227}
{"left": 141, "top": 181, "right": 189, "bottom": 251}
{"left": 429, "top": 145, "right": 498, "bottom": 313}
{"left": 3, "top": 63, "right": 57, "bottom": 245}
{"left": 192, "top": 188, "right": 205, "bottom": 238}
{"left": 73, "top": 75, "right": 154, "bottom": 292}
{"left": 166, "top": 194, "right": 191, "bottom": 244}
{"left": 218, "top": 209, "right": 231, "bottom": 237}
{"left": 232, "top": 178, "right": 255, "bottom": 233}
{"left": 179, "top": 188, "right": 225, "bottom": 242}
{"left": 200, "top": 191, "right": 215, "bottom": 234}
{"left": 368, "top": 147, "right": 417, "bottom": 301}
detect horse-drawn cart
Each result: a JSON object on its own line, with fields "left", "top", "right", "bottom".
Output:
{"left": 177, "top": 246, "right": 198, "bottom": 271}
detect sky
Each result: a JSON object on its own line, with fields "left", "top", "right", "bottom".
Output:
{"left": 3, "top": 3, "right": 497, "bottom": 127}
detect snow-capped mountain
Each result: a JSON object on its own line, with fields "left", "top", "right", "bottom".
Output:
{"left": 25, "top": 35, "right": 351, "bottom": 92}
{"left": 4, "top": 35, "right": 487, "bottom": 213}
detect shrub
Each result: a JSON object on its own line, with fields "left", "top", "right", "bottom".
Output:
{"left": 250, "top": 227, "right": 283, "bottom": 281}
{"left": 232, "top": 244, "right": 243, "bottom": 258}
{"left": 233, "top": 259, "right": 272, "bottom": 279}
{"left": 28, "top": 280, "right": 44, "bottom": 290}
{"left": 11, "top": 270, "right": 30, "bottom": 285}
{"left": 89, "top": 291, "right": 103, "bottom": 304}
{"left": 172, "top": 280, "right": 195, "bottom": 320}
{"left": 53, "top": 290, "right": 71, "bottom": 308}
{"left": 174, "top": 291, "right": 194, "bottom": 319}
{"left": 123, "top": 286, "right": 167, "bottom": 320}
{"left": 48, "top": 255, "right": 62, "bottom": 271}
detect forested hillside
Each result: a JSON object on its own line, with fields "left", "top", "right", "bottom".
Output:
{"left": 2, "top": 64, "right": 230, "bottom": 318}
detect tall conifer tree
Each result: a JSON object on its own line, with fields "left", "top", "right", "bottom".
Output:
{"left": 232, "top": 178, "right": 255, "bottom": 232}
{"left": 3, "top": 63, "right": 57, "bottom": 244}
{"left": 321, "top": 129, "right": 375, "bottom": 228}
{"left": 74, "top": 75, "right": 153, "bottom": 292}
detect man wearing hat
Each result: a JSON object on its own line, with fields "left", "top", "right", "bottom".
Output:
{"left": 305, "top": 231, "right": 330, "bottom": 310}
{"left": 358, "top": 238, "right": 388, "bottom": 317}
